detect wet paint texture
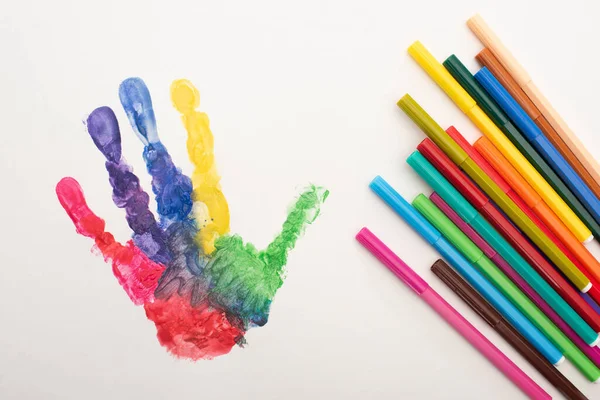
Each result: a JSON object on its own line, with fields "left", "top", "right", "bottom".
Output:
{"left": 57, "top": 78, "right": 326, "bottom": 360}
{"left": 171, "top": 79, "right": 230, "bottom": 255}
{"left": 86, "top": 107, "right": 171, "bottom": 265}
{"left": 56, "top": 177, "right": 165, "bottom": 305}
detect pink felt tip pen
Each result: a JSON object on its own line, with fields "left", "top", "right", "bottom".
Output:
{"left": 356, "top": 227, "right": 550, "bottom": 400}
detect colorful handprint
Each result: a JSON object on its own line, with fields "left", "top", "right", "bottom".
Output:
{"left": 56, "top": 78, "right": 327, "bottom": 360}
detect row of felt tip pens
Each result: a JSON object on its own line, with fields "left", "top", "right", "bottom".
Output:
{"left": 357, "top": 14, "right": 600, "bottom": 400}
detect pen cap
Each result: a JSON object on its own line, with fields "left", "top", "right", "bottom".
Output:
{"left": 412, "top": 194, "right": 484, "bottom": 263}
{"left": 369, "top": 175, "right": 441, "bottom": 245}
{"left": 474, "top": 68, "right": 541, "bottom": 140}
{"left": 475, "top": 49, "right": 541, "bottom": 120}
{"left": 446, "top": 126, "right": 512, "bottom": 195}
{"left": 408, "top": 41, "right": 477, "bottom": 114}
{"left": 460, "top": 158, "right": 506, "bottom": 205}
{"left": 398, "top": 94, "right": 468, "bottom": 165}
{"left": 443, "top": 55, "right": 510, "bottom": 128}
{"left": 431, "top": 259, "right": 501, "bottom": 326}
{"left": 466, "top": 14, "right": 531, "bottom": 86}
{"left": 356, "top": 227, "right": 429, "bottom": 294}
{"left": 416, "top": 140, "right": 489, "bottom": 211}
{"left": 406, "top": 151, "right": 471, "bottom": 210}
{"left": 407, "top": 150, "right": 481, "bottom": 218}
{"left": 474, "top": 136, "right": 540, "bottom": 207}
{"left": 429, "top": 193, "right": 497, "bottom": 259}
{"left": 445, "top": 126, "right": 479, "bottom": 160}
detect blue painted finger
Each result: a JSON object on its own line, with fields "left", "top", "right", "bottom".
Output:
{"left": 118, "top": 77, "right": 195, "bottom": 226}
{"left": 119, "top": 77, "right": 159, "bottom": 145}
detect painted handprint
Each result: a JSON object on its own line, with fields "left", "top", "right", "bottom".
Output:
{"left": 56, "top": 78, "right": 327, "bottom": 360}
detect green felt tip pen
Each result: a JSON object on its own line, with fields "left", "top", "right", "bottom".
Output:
{"left": 443, "top": 54, "right": 600, "bottom": 239}
{"left": 412, "top": 194, "right": 600, "bottom": 381}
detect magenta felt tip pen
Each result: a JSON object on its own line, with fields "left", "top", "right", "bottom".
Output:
{"left": 356, "top": 227, "right": 550, "bottom": 399}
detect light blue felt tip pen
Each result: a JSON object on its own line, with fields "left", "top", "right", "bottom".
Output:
{"left": 369, "top": 175, "right": 564, "bottom": 365}
{"left": 475, "top": 67, "right": 600, "bottom": 225}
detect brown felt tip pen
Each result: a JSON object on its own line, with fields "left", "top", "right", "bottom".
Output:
{"left": 431, "top": 259, "right": 588, "bottom": 400}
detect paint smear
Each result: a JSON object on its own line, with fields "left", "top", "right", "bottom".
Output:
{"left": 56, "top": 78, "right": 327, "bottom": 360}
{"left": 56, "top": 177, "right": 165, "bottom": 305}
{"left": 171, "top": 79, "right": 230, "bottom": 255}
{"left": 86, "top": 106, "right": 171, "bottom": 265}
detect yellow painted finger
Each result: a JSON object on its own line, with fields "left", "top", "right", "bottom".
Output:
{"left": 171, "top": 79, "right": 230, "bottom": 254}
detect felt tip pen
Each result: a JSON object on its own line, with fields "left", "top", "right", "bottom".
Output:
{"left": 405, "top": 153, "right": 600, "bottom": 381}
{"left": 467, "top": 14, "right": 600, "bottom": 190}
{"left": 407, "top": 41, "right": 591, "bottom": 242}
{"left": 368, "top": 176, "right": 563, "bottom": 365}
{"left": 445, "top": 122, "right": 600, "bottom": 306}
{"left": 444, "top": 53, "right": 600, "bottom": 242}
{"left": 474, "top": 135, "right": 600, "bottom": 288}
{"left": 475, "top": 48, "right": 600, "bottom": 205}
{"left": 412, "top": 191, "right": 599, "bottom": 347}
{"left": 417, "top": 137, "right": 600, "bottom": 335}
{"left": 431, "top": 259, "right": 587, "bottom": 400}
{"left": 355, "top": 227, "right": 551, "bottom": 400}
{"left": 398, "top": 94, "right": 590, "bottom": 291}
{"left": 475, "top": 67, "right": 600, "bottom": 228}
{"left": 431, "top": 192, "right": 600, "bottom": 369}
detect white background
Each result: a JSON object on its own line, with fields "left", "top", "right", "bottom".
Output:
{"left": 2, "top": 0, "right": 600, "bottom": 399}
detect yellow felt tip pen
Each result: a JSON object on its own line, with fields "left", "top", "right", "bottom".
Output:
{"left": 407, "top": 41, "right": 592, "bottom": 243}
{"left": 408, "top": 41, "right": 476, "bottom": 114}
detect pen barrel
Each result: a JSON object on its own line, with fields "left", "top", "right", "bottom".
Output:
{"left": 462, "top": 158, "right": 592, "bottom": 291}
{"left": 467, "top": 14, "right": 531, "bottom": 86}
{"left": 522, "top": 82, "right": 600, "bottom": 186}
{"left": 416, "top": 138, "right": 488, "bottom": 210}
{"left": 433, "top": 260, "right": 588, "bottom": 399}
{"left": 534, "top": 115, "right": 600, "bottom": 200}
{"left": 431, "top": 259, "right": 500, "bottom": 326}
{"left": 420, "top": 287, "right": 550, "bottom": 400}
{"left": 473, "top": 136, "right": 541, "bottom": 208}
{"left": 399, "top": 95, "right": 469, "bottom": 165}
{"left": 533, "top": 136, "right": 600, "bottom": 223}
{"left": 475, "top": 68, "right": 540, "bottom": 140}
{"left": 429, "top": 193, "right": 496, "bottom": 258}
{"left": 356, "top": 227, "right": 429, "bottom": 293}
{"left": 475, "top": 48, "right": 541, "bottom": 120}
{"left": 413, "top": 194, "right": 483, "bottom": 263}
{"left": 443, "top": 56, "right": 510, "bottom": 128}
{"left": 475, "top": 67, "right": 600, "bottom": 226}
{"left": 494, "top": 321, "right": 588, "bottom": 400}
